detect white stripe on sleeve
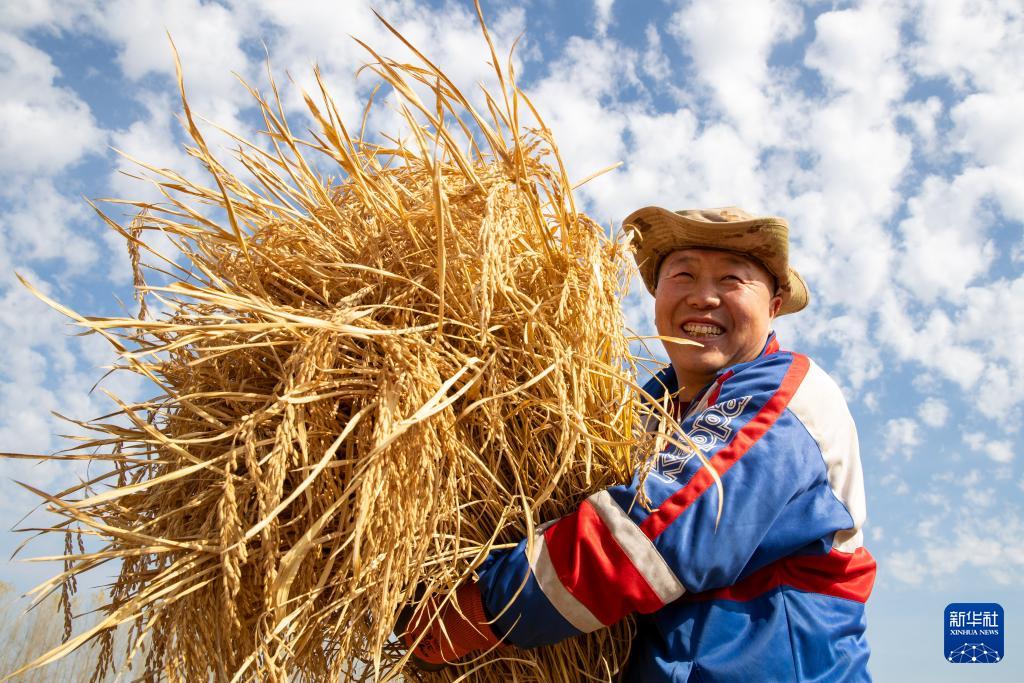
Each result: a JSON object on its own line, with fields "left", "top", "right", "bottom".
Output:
{"left": 529, "top": 530, "right": 605, "bottom": 633}
{"left": 587, "top": 490, "right": 686, "bottom": 604}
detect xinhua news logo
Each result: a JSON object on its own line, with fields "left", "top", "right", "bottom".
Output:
{"left": 945, "top": 603, "right": 1003, "bottom": 663}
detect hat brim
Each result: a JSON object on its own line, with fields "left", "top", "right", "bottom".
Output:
{"left": 624, "top": 206, "right": 809, "bottom": 316}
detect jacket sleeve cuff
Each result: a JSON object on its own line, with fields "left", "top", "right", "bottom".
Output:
{"left": 477, "top": 541, "right": 585, "bottom": 648}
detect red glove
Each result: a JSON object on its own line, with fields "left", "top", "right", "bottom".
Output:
{"left": 398, "top": 583, "right": 501, "bottom": 668}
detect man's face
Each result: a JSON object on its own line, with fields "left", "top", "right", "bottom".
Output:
{"left": 654, "top": 248, "right": 782, "bottom": 392}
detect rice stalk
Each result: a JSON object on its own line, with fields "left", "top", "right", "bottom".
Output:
{"left": 3, "top": 5, "right": 691, "bottom": 682}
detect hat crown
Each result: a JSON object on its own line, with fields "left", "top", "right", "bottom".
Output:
{"left": 676, "top": 207, "right": 756, "bottom": 223}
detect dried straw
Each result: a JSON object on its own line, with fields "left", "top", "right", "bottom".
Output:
{"left": 4, "top": 6, "right": 689, "bottom": 682}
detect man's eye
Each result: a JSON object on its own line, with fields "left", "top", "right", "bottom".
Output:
{"left": 722, "top": 274, "right": 741, "bottom": 282}
{"left": 673, "top": 271, "right": 693, "bottom": 279}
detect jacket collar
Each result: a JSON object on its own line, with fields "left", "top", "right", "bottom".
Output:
{"left": 648, "top": 330, "right": 780, "bottom": 403}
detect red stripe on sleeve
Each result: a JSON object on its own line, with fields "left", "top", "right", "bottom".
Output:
{"left": 640, "top": 354, "right": 810, "bottom": 541}
{"left": 681, "top": 547, "right": 877, "bottom": 603}
{"left": 543, "top": 500, "right": 665, "bottom": 625}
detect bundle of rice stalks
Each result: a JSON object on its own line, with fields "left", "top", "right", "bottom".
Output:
{"left": 6, "top": 8, "right": 675, "bottom": 683}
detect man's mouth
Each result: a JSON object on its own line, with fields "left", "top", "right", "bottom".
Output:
{"left": 681, "top": 322, "right": 725, "bottom": 338}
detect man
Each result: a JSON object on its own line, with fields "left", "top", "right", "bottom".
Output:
{"left": 402, "top": 206, "right": 875, "bottom": 681}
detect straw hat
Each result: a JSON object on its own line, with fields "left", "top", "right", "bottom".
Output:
{"left": 624, "top": 205, "right": 809, "bottom": 315}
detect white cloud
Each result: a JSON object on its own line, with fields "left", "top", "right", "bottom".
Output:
{"left": 0, "top": 17, "right": 124, "bottom": 567}
{"left": 875, "top": 293, "right": 987, "bottom": 390}
{"left": 886, "top": 550, "right": 923, "bottom": 585}
{"left": 106, "top": 92, "right": 200, "bottom": 200}
{"left": 888, "top": 7, "right": 1024, "bottom": 359}
{"left": 816, "top": 314, "right": 883, "bottom": 390}
{"left": 922, "top": 527, "right": 1003, "bottom": 577}
{"left": 798, "top": 100, "right": 910, "bottom": 224}
{"left": 585, "top": 108, "right": 694, "bottom": 215}
{"left": 668, "top": 0, "right": 803, "bottom": 144}
{"left": 0, "top": 179, "right": 98, "bottom": 273}
{"left": 233, "top": 0, "right": 528, "bottom": 130}
{"left": 641, "top": 24, "right": 670, "bottom": 82}
{"left": 100, "top": 91, "right": 210, "bottom": 285}
{"left": 916, "top": 491, "right": 945, "bottom": 509}
{"left": 523, "top": 36, "right": 636, "bottom": 213}
{"left": 579, "top": 109, "right": 768, "bottom": 223}
{"left": 0, "top": 272, "right": 143, "bottom": 453}
{"left": 950, "top": 91, "right": 1024, "bottom": 169}
{"left": 916, "top": 397, "right": 948, "bottom": 427}
{"left": 92, "top": 0, "right": 253, "bottom": 128}
{"left": 0, "top": 33, "right": 104, "bottom": 178}
{"left": 804, "top": 1, "right": 906, "bottom": 106}
{"left": 892, "top": 88, "right": 1024, "bottom": 309}
{"left": 952, "top": 275, "right": 1024, "bottom": 425}
{"left": 963, "top": 486, "right": 996, "bottom": 509}
{"left": 882, "top": 417, "right": 920, "bottom": 459}
{"left": 593, "top": 0, "right": 615, "bottom": 36}
{"left": 947, "top": 92, "right": 1024, "bottom": 223}
{"left": 963, "top": 432, "right": 1015, "bottom": 463}
{"left": 887, "top": 487, "right": 1024, "bottom": 586}
{"left": 770, "top": 3, "right": 911, "bottom": 323}
{"left": 880, "top": 473, "right": 909, "bottom": 495}
{"left": 908, "top": 0, "right": 1024, "bottom": 93}
{"left": 0, "top": 272, "right": 148, "bottom": 597}
{"left": 896, "top": 177, "right": 997, "bottom": 303}
{"left": 0, "top": 0, "right": 95, "bottom": 32}
{"left": 861, "top": 391, "right": 879, "bottom": 412}
{"left": 921, "top": 513, "right": 1024, "bottom": 585}
{"left": 898, "top": 96, "right": 943, "bottom": 154}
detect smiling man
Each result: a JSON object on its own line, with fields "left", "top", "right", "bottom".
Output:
{"left": 402, "top": 207, "right": 876, "bottom": 681}
{"left": 654, "top": 247, "right": 782, "bottom": 399}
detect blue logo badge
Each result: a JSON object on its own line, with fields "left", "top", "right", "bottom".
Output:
{"left": 945, "top": 603, "right": 1003, "bottom": 663}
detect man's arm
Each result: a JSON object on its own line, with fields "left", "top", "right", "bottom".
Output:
{"left": 475, "top": 351, "right": 869, "bottom": 649}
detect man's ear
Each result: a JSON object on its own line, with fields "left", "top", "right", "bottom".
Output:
{"left": 768, "top": 294, "right": 783, "bottom": 319}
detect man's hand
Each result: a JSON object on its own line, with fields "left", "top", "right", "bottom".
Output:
{"left": 397, "top": 583, "right": 501, "bottom": 669}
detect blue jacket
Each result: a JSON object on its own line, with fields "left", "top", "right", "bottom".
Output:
{"left": 477, "top": 333, "right": 874, "bottom": 681}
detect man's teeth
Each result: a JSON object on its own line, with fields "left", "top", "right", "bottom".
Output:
{"left": 682, "top": 322, "right": 724, "bottom": 337}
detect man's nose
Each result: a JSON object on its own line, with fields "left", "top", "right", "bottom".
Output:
{"left": 684, "top": 279, "right": 721, "bottom": 308}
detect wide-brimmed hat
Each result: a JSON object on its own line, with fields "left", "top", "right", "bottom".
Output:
{"left": 623, "top": 205, "right": 809, "bottom": 316}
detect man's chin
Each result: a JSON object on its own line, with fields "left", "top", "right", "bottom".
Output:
{"left": 667, "top": 351, "right": 727, "bottom": 380}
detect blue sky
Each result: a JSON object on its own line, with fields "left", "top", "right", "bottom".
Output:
{"left": 1, "top": 0, "right": 1022, "bottom": 680}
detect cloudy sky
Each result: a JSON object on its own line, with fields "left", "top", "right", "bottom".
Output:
{"left": 1, "top": 0, "right": 1022, "bottom": 679}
